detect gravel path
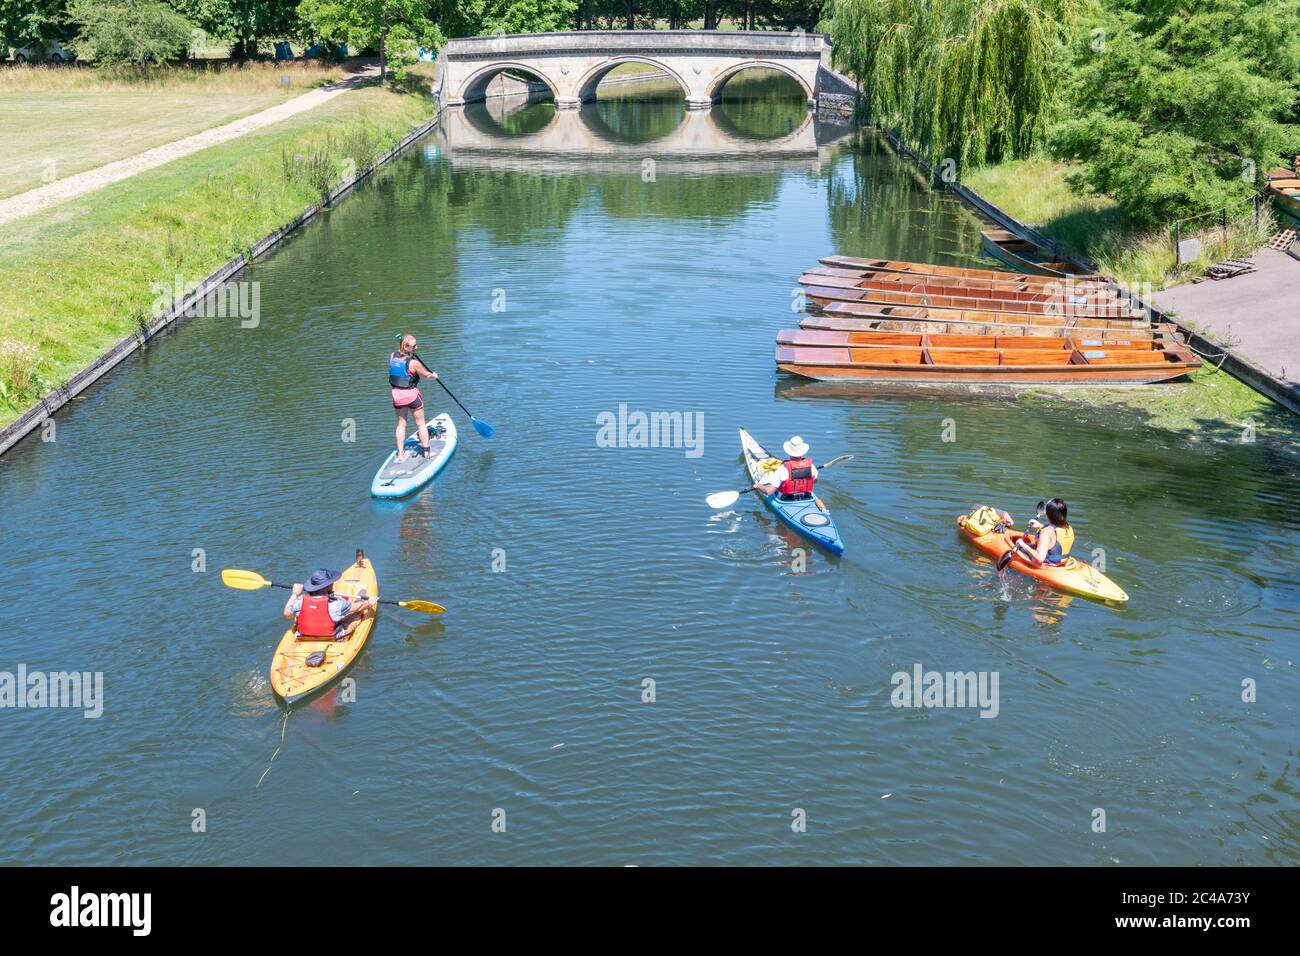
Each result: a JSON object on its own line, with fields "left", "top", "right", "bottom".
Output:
{"left": 0, "top": 66, "right": 379, "bottom": 226}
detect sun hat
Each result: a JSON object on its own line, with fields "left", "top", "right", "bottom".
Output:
{"left": 783, "top": 436, "right": 810, "bottom": 458}
{"left": 303, "top": 568, "right": 343, "bottom": 594}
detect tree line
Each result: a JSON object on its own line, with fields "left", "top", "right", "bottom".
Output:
{"left": 825, "top": 0, "right": 1300, "bottom": 227}
{"left": 2, "top": 0, "right": 830, "bottom": 67}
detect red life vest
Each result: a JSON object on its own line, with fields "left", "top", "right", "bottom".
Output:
{"left": 779, "top": 457, "right": 815, "bottom": 496}
{"left": 296, "top": 593, "right": 335, "bottom": 638}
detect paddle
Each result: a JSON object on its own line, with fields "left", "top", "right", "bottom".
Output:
{"left": 705, "top": 455, "right": 854, "bottom": 509}
{"left": 394, "top": 337, "right": 495, "bottom": 438}
{"left": 220, "top": 568, "right": 446, "bottom": 614}
{"left": 996, "top": 500, "right": 1046, "bottom": 571}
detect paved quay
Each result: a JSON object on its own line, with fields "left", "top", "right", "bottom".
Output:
{"left": 1152, "top": 247, "right": 1300, "bottom": 391}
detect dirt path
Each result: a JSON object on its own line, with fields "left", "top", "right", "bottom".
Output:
{"left": 0, "top": 66, "right": 380, "bottom": 226}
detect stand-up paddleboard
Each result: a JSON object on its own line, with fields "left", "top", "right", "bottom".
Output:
{"left": 370, "top": 413, "right": 457, "bottom": 498}
{"left": 957, "top": 511, "right": 1128, "bottom": 603}
{"left": 270, "top": 553, "right": 378, "bottom": 705}
{"left": 739, "top": 427, "right": 844, "bottom": 556}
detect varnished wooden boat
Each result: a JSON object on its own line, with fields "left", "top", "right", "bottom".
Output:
{"left": 800, "top": 271, "right": 1123, "bottom": 310}
{"left": 801, "top": 282, "right": 1147, "bottom": 320}
{"left": 801, "top": 313, "right": 1172, "bottom": 342}
{"left": 805, "top": 266, "right": 1117, "bottom": 301}
{"left": 980, "top": 230, "right": 1101, "bottom": 279}
{"left": 819, "top": 301, "right": 1154, "bottom": 331}
{"left": 1267, "top": 176, "right": 1300, "bottom": 227}
{"left": 773, "top": 328, "right": 1200, "bottom": 385}
{"left": 819, "top": 254, "right": 1112, "bottom": 289}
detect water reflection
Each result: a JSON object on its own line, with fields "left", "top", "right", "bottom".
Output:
{"left": 443, "top": 93, "right": 850, "bottom": 178}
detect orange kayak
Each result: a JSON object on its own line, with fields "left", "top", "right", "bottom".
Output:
{"left": 956, "top": 513, "right": 1128, "bottom": 603}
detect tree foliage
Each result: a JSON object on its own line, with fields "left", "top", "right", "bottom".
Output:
{"left": 297, "top": 0, "right": 443, "bottom": 80}
{"left": 67, "top": 0, "right": 196, "bottom": 72}
{"left": 1050, "top": 0, "right": 1300, "bottom": 225}
{"left": 434, "top": 0, "right": 578, "bottom": 38}
{"left": 0, "top": 0, "right": 72, "bottom": 52}
{"left": 826, "top": 0, "right": 1080, "bottom": 170}
{"left": 168, "top": 0, "right": 299, "bottom": 57}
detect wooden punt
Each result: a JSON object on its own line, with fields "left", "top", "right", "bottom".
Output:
{"left": 805, "top": 266, "right": 1118, "bottom": 301}
{"left": 773, "top": 329, "right": 1200, "bottom": 385}
{"left": 819, "top": 301, "right": 1154, "bottom": 331}
{"left": 818, "top": 254, "right": 1113, "bottom": 289}
{"left": 981, "top": 230, "right": 1101, "bottom": 279}
{"left": 800, "top": 271, "right": 1122, "bottom": 309}
{"left": 801, "top": 282, "right": 1147, "bottom": 320}
{"left": 1267, "top": 177, "right": 1300, "bottom": 227}
{"left": 801, "top": 314, "right": 1172, "bottom": 342}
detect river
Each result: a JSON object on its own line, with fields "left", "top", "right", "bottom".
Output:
{"left": 1, "top": 77, "right": 1297, "bottom": 866}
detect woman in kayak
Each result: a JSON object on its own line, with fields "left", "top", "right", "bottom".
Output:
{"left": 1011, "top": 498, "right": 1075, "bottom": 567}
{"left": 283, "top": 568, "right": 377, "bottom": 640}
{"left": 390, "top": 334, "right": 437, "bottom": 461}
{"left": 754, "top": 436, "right": 818, "bottom": 500}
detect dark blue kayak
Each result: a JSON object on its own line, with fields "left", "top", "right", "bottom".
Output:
{"left": 738, "top": 427, "right": 844, "bottom": 556}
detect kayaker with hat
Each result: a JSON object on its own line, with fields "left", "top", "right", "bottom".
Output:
{"left": 389, "top": 333, "right": 438, "bottom": 462}
{"left": 283, "top": 567, "right": 377, "bottom": 640}
{"left": 754, "top": 435, "right": 818, "bottom": 500}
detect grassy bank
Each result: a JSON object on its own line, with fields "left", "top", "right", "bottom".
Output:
{"left": 0, "top": 62, "right": 351, "bottom": 198}
{"left": 0, "top": 80, "right": 433, "bottom": 426}
{"left": 1021, "top": 366, "right": 1299, "bottom": 449}
{"left": 963, "top": 158, "right": 1276, "bottom": 290}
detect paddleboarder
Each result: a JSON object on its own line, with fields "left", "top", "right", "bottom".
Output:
{"left": 389, "top": 334, "right": 438, "bottom": 461}
{"left": 283, "top": 567, "right": 377, "bottom": 640}
{"left": 753, "top": 435, "right": 819, "bottom": 501}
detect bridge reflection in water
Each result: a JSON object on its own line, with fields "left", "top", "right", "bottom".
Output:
{"left": 434, "top": 92, "right": 856, "bottom": 177}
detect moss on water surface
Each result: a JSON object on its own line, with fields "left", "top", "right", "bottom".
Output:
{"left": 1019, "top": 368, "right": 1300, "bottom": 451}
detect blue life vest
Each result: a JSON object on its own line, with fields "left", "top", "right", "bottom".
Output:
{"left": 389, "top": 352, "right": 418, "bottom": 388}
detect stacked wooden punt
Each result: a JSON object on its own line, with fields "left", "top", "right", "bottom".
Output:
{"left": 777, "top": 255, "right": 1200, "bottom": 385}
{"left": 1266, "top": 168, "right": 1300, "bottom": 227}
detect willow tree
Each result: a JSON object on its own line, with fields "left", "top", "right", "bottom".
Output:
{"left": 825, "top": 0, "right": 1080, "bottom": 170}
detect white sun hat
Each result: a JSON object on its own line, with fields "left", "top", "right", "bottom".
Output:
{"left": 783, "top": 436, "right": 810, "bottom": 458}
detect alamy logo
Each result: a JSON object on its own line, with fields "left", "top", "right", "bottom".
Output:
{"left": 50, "top": 886, "right": 151, "bottom": 936}
{"left": 595, "top": 403, "right": 704, "bottom": 459}
{"left": 890, "top": 664, "right": 999, "bottom": 718}
{"left": 150, "top": 276, "right": 260, "bottom": 328}
{"left": 0, "top": 666, "right": 103, "bottom": 718}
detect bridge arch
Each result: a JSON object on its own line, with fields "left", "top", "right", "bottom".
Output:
{"left": 574, "top": 57, "right": 690, "bottom": 103}
{"left": 707, "top": 60, "right": 814, "bottom": 103}
{"left": 457, "top": 61, "right": 560, "bottom": 105}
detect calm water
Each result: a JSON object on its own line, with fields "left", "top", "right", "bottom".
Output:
{"left": 3, "top": 84, "right": 1298, "bottom": 866}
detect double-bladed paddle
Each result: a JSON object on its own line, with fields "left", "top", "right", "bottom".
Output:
{"left": 705, "top": 455, "right": 854, "bottom": 509}
{"left": 996, "top": 500, "right": 1046, "bottom": 571}
{"left": 221, "top": 568, "right": 446, "bottom": 614}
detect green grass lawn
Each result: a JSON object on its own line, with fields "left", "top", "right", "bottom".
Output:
{"left": 0, "top": 81, "right": 433, "bottom": 423}
{"left": 0, "top": 62, "right": 350, "bottom": 199}
{"left": 962, "top": 157, "right": 1275, "bottom": 290}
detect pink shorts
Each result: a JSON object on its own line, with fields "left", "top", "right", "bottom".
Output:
{"left": 392, "top": 387, "right": 422, "bottom": 410}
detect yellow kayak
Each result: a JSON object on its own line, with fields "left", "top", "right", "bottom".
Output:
{"left": 957, "top": 513, "right": 1128, "bottom": 603}
{"left": 270, "top": 555, "right": 378, "bottom": 704}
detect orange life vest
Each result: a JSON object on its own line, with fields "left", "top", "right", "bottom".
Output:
{"left": 296, "top": 593, "right": 335, "bottom": 638}
{"left": 779, "top": 457, "right": 815, "bottom": 496}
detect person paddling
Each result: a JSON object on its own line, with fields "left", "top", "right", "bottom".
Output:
{"left": 1009, "top": 498, "right": 1075, "bottom": 567}
{"left": 754, "top": 435, "right": 818, "bottom": 500}
{"left": 283, "top": 567, "right": 378, "bottom": 640}
{"left": 389, "top": 334, "right": 437, "bottom": 461}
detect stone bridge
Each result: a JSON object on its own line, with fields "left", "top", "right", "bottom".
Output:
{"left": 434, "top": 30, "right": 838, "bottom": 111}
{"left": 432, "top": 98, "right": 856, "bottom": 176}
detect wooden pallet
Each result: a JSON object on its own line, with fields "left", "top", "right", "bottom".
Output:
{"left": 1268, "top": 228, "right": 1297, "bottom": 251}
